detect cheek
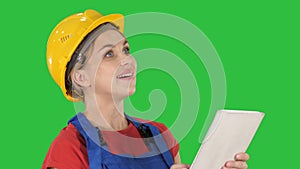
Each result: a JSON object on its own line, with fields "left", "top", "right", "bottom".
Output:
{"left": 94, "top": 65, "right": 117, "bottom": 90}
{"left": 131, "top": 56, "right": 137, "bottom": 66}
{"left": 95, "top": 69, "right": 111, "bottom": 85}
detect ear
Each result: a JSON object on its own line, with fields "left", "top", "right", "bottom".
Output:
{"left": 72, "top": 70, "right": 91, "bottom": 87}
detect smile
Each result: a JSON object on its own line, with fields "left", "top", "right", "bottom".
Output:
{"left": 117, "top": 72, "right": 134, "bottom": 79}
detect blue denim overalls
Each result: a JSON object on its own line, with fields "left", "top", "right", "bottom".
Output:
{"left": 68, "top": 113, "right": 174, "bottom": 169}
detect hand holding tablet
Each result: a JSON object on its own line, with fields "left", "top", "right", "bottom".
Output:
{"left": 190, "top": 109, "right": 265, "bottom": 169}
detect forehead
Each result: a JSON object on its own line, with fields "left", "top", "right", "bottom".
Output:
{"left": 93, "top": 29, "right": 126, "bottom": 49}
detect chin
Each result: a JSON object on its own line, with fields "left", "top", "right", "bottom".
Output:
{"left": 114, "top": 87, "right": 136, "bottom": 100}
{"left": 128, "top": 87, "right": 136, "bottom": 96}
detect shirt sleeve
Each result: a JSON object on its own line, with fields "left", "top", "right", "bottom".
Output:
{"left": 42, "top": 124, "right": 89, "bottom": 169}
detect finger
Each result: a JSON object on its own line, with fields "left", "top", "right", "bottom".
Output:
{"left": 234, "top": 152, "right": 250, "bottom": 161}
{"left": 225, "top": 160, "right": 248, "bottom": 169}
{"left": 170, "top": 164, "right": 190, "bottom": 169}
{"left": 221, "top": 166, "right": 236, "bottom": 169}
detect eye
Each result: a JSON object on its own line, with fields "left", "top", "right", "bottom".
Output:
{"left": 105, "top": 50, "right": 114, "bottom": 58}
{"left": 123, "top": 46, "right": 130, "bottom": 55}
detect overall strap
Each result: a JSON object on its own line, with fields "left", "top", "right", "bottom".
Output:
{"left": 126, "top": 115, "right": 175, "bottom": 168}
{"left": 68, "top": 113, "right": 103, "bottom": 169}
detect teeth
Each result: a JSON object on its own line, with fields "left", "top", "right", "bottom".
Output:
{"left": 117, "top": 73, "right": 133, "bottom": 78}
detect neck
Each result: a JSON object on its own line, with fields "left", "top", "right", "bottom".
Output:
{"left": 83, "top": 94, "right": 128, "bottom": 131}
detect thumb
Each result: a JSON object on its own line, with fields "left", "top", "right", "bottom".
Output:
{"left": 170, "top": 164, "right": 191, "bottom": 169}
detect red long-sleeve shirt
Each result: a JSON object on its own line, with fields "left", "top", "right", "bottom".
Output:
{"left": 42, "top": 120, "right": 179, "bottom": 169}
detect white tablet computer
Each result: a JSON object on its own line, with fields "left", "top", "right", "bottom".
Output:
{"left": 190, "top": 109, "right": 265, "bottom": 169}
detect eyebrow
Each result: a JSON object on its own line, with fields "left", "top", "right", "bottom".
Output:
{"left": 96, "top": 39, "right": 128, "bottom": 54}
{"left": 123, "top": 40, "right": 128, "bottom": 46}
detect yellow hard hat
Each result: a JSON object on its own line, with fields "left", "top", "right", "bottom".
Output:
{"left": 46, "top": 9, "right": 124, "bottom": 102}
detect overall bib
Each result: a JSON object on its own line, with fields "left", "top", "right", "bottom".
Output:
{"left": 69, "top": 113, "right": 174, "bottom": 169}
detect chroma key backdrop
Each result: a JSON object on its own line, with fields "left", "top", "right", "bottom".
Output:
{"left": 0, "top": 0, "right": 299, "bottom": 168}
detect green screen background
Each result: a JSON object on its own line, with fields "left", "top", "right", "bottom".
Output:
{"left": 1, "top": 0, "right": 299, "bottom": 168}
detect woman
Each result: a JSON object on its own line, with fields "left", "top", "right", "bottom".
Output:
{"left": 43, "top": 9, "right": 249, "bottom": 169}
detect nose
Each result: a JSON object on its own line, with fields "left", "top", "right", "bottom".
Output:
{"left": 120, "top": 54, "right": 134, "bottom": 66}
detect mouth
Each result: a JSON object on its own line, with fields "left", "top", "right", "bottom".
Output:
{"left": 116, "top": 71, "right": 135, "bottom": 80}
